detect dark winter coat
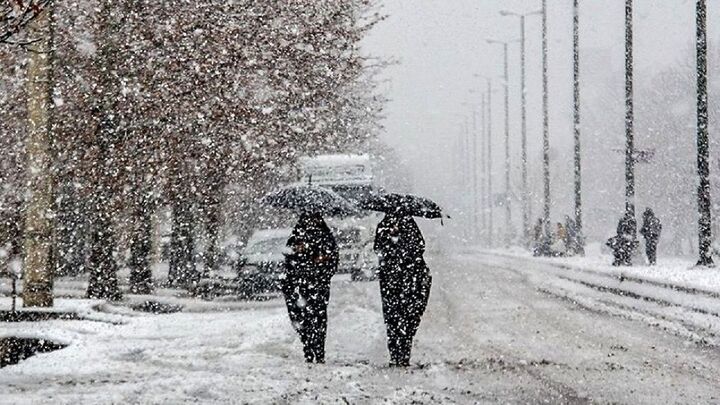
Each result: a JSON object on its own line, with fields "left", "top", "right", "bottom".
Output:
{"left": 374, "top": 214, "right": 431, "bottom": 366}
{"left": 607, "top": 214, "right": 640, "bottom": 266}
{"left": 640, "top": 209, "right": 662, "bottom": 241}
{"left": 617, "top": 213, "right": 637, "bottom": 238}
{"left": 374, "top": 215, "right": 425, "bottom": 268}
{"left": 285, "top": 213, "right": 339, "bottom": 279}
{"left": 281, "top": 213, "right": 338, "bottom": 363}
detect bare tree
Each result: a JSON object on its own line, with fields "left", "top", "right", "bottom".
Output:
{"left": 1, "top": 0, "right": 52, "bottom": 45}
{"left": 22, "top": 1, "right": 54, "bottom": 307}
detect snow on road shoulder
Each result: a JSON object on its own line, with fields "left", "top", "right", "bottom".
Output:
{"left": 465, "top": 248, "right": 720, "bottom": 347}
{"left": 481, "top": 246, "right": 720, "bottom": 296}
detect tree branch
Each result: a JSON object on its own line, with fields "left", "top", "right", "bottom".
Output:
{"left": 0, "top": 0, "right": 52, "bottom": 45}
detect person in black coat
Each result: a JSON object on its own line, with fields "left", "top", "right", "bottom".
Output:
{"left": 374, "top": 214, "right": 432, "bottom": 367}
{"left": 607, "top": 212, "right": 638, "bottom": 266}
{"left": 282, "top": 213, "right": 338, "bottom": 363}
{"left": 640, "top": 208, "right": 662, "bottom": 265}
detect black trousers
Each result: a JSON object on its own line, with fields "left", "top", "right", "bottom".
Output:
{"left": 281, "top": 274, "right": 331, "bottom": 363}
{"left": 645, "top": 239, "right": 658, "bottom": 265}
{"left": 378, "top": 263, "right": 432, "bottom": 366}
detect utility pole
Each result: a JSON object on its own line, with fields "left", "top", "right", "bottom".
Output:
{"left": 573, "top": 0, "right": 584, "bottom": 255}
{"left": 624, "top": 0, "right": 636, "bottom": 223}
{"left": 500, "top": 9, "right": 541, "bottom": 247}
{"left": 456, "top": 125, "right": 467, "bottom": 241}
{"left": 696, "top": 0, "right": 714, "bottom": 267}
{"left": 464, "top": 117, "right": 472, "bottom": 241}
{"left": 486, "top": 39, "right": 516, "bottom": 247}
{"left": 520, "top": 15, "right": 528, "bottom": 246}
{"left": 486, "top": 79, "right": 494, "bottom": 247}
{"left": 503, "top": 41, "right": 511, "bottom": 247}
{"left": 23, "top": 2, "right": 55, "bottom": 307}
{"left": 541, "top": 0, "right": 552, "bottom": 248}
{"left": 472, "top": 107, "right": 479, "bottom": 242}
{"left": 480, "top": 93, "right": 488, "bottom": 245}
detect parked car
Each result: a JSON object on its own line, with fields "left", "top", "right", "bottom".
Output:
{"left": 236, "top": 228, "right": 291, "bottom": 296}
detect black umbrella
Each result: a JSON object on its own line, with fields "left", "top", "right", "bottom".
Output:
{"left": 359, "top": 193, "right": 445, "bottom": 219}
{"left": 261, "top": 185, "right": 358, "bottom": 217}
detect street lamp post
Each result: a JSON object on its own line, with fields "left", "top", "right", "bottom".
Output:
{"left": 696, "top": 0, "right": 714, "bottom": 266}
{"left": 541, "top": 0, "right": 551, "bottom": 247}
{"left": 624, "top": 0, "right": 636, "bottom": 223}
{"left": 503, "top": 42, "right": 510, "bottom": 247}
{"left": 487, "top": 39, "right": 518, "bottom": 247}
{"left": 471, "top": 107, "right": 479, "bottom": 242}
{"left": 462, "top": 96, "right": 481, "bottom": 243}
{"left": 480, "top": 93, "right": 488, "bottom": 244}
{"left": 486, "top": 79, "right": 494, "bottom": 247}
{"left": 464, "top": 116, "right": 472, "bottom": 241}
{"left": 499, "top": 9, "right": 542, "bottom": 247}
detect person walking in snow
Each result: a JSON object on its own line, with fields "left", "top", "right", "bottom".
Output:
{"left": 282, "top": 213, "right": 338, "bottom": 364}
{"left": 640, "top": 208, "right": 662, "bottom": 265}
{"left": 607, "top": 213, "right": 638, "bottom": 266}
{"left": 374, "top": 214, "right": 432, "bottom": 367}
{"left": 564, "top": 215, "right": 582, "bottom": 256}
{"left": 552, "top": 222, "right": 568, "bottom": 256}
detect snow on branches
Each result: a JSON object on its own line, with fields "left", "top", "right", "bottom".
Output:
{"left": 0, "top": 0, "right": 52, "bottom": 45}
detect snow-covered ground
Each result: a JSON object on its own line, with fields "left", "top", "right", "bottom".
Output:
{"left": 488, "top": 244, "right": 720, "bottom": 294}
{"left": 2, "top": 253, "right": 720, "bottom": 404}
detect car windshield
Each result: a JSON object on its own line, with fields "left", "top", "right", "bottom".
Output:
{"left": 244, "top": 238, "right": 287, "bottom": 256}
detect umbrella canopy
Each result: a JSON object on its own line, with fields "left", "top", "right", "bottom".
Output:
{"left": 359, "top": 193, "right": 444, "bottom": 219}
{"left": 261, "top": 185, "right": 358, "bottom": 217}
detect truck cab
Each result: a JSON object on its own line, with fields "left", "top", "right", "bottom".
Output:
{"left": 298, "top": 154, "right": 381, "bottom": 279}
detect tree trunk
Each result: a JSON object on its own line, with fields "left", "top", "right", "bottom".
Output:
{"left": 168, "top": 199, "right": 197, "bottom": 287}
{"left": 86, "top": 189, "right": 122, "bottom": 300}
{"left": 204, "top": 203, "right": 221, "bottom": 274}
{"left": 85, "top": 1, "right": 127, "bottom": 300}
{"left": 129, "top": 196, "right": 154, "bottom": 294}
{"left": 23, "top": 3, "right": 55, "bottom": 308}
{"left": 55, "top": 182, "right": 87, "bottom": 277}
{"left": 85, "top": 116, "right": 122, "bottom": 301}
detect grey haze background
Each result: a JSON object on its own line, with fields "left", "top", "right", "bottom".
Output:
{"left": 363, "top": 0, "right": 720, "bottom": 254}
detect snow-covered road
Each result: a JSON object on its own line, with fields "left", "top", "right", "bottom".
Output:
{"left": 2, "top": 253, "right": 720, "bottom": 404}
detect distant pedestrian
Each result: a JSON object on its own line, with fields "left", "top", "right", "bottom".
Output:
{"left": 607, "top": 213, "right": 638, "bottom": 266}
{"left": 282, "top": 213, "right": 338, "bottom": 363}
{"left": 564, "top": 215, "right": 582, "bottom": 256}
{"left": 640, "top": 208, "right": 662, "bottom": 265}
{"left": 551, "top": 222, "right": 567, "bottom": 256}
{"left": 532, "top": 218, "right": 544, "bottom": 256}
{"left": 374, "top": 214, "right": 432, "bottom": 367}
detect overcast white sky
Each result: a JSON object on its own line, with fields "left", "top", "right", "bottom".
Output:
{"left": 363, "top": 0, "right": 716, "bottom": 215}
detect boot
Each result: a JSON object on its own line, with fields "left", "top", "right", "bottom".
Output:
{"left": 396, "top": 338, "right": 412, "bottom": 367}
{"left": 387, "top": 336, "right": 400, "bottom": 366}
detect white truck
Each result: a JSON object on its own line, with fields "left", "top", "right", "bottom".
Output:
{"left": 298, "top": 154, "right": 380, "bottom": 280}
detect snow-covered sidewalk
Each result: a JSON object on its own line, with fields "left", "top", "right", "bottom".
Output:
{"left": 0, "top": 279, "right": 391, "bottom": 404}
